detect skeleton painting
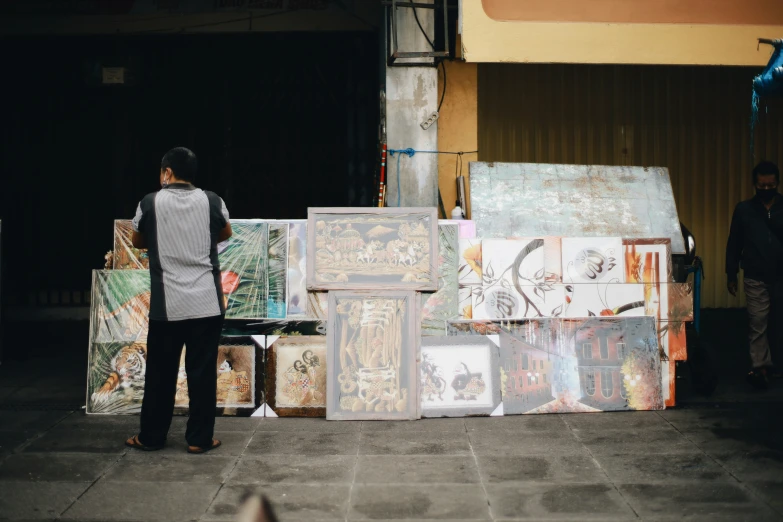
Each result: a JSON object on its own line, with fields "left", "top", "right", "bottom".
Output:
{"left": 266, "top": 336, "right": 327, "bottom": 417}
{"left": 113, "top": 220, "right": 148, "bottom": 270}
{"left": 421, "top": 224, "right": 459, "bottom": 336}
{"left": 473, "top": 239, "right": 565, "bottom": 319}
{"left": 326, "top": 291, "right": 419, "bottom": 420}
{"left": 307, "top": 208, "right": 438, "bottom": 291}
{"left": 562, "top": 237, "right": 625, "bottom": 285}
{"left": 420, "top": 336, "right": 501, "bottom": 418}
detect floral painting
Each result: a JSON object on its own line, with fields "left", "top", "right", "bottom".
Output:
{"left": 563, "top": 283, "right": 645, "bottom": 318}
{"left": 113, "top": 220, "right": 148, "bottom": 270}
{"left": 307, "top": 208, "right": 438, "bottom": 291}
{"left": 421, "top": 224, "right": 459, "bottom": 336}
{"left": 420, "top": 336, "right": 501, "bottom": 418}
{"left": 326, "top": 291, "right": 420, "bottom": 420}
{"left": 473, "top": 239, "right": 565, "bottom": 319}
{"left": 562, "top": 237, "right": 625, "bottom": 285}
{"left": 266, "top": 336, "right": 327, "bottom": 417}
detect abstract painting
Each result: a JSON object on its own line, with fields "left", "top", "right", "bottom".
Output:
{"left": 286, "top": 220, "right": 308, "bottom": 317}
{"left": 87, "top": 341, "right": 148, "bottom": 414}
{"left": 473, "top": 238, "right": 566, "bottom": 319}
{"left": 326, "top": 291, "right": 420, "bottom": 420}
{"left": 113, "top": 220, "right": 148, "bottom": 270}
{"left": 267, "top": 223, "right": 289, "bottom": 319}
{"left": 421, "top": 224, "right": 459, "bottom": 336}
{"left": 220, "top": 220, "right": 270, "bottom": 319}
{"left": 90, "top": 269, "right": 150, "bottom": 344}
{"left": 469, "top": 162, "right": 686, "bottom": 253}
{"left": 307, "top": 208, "right": 438, "bottom": 291}
{"left": 562, "top": 237, "right": 625, "bottom": 284}
{"left": 421, "top": 336, "right": 501, "bottom": 418}
{"left": 447, "top": 317, "right": 664, "bottom": 414}
{"left": 265, "top": 336, "right": 327, "bottom": 417}
{"left": 563, "top": 283, "right": 645, "bottom": 318}
{"left": 174, "top": 343, "right": 255, "bottom": 410}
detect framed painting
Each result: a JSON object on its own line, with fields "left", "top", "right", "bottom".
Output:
{"left": 326, "top": 291, "right": 420, "bottom": 421}
{"left": 89, "top": 269, "right": 150, "bottom": 344}
{"left": 562, "top": 237, "right": 625, "bottom": 284}
{"left": 421, "top": 224, "right": 459, "bottom": 336}
{"left": 421, "top": 336, "right": 501, "bottom": 418}
{"left": 265, "top": 336, "right": 327, "bottom": 417}
{"left": 87, "top": 340, "right": 148, "bottom": 414}
{"left": 307, "top": 208, "right": 438, "bottom": 291}
{"left": 285, "top": 220, "right": 308, "bottom": 317}
{"left": 174, "top": 340, "right": 256, "bottom": 411}
{"left": 267, "top": 223, "right": 289, "bottom": 319}
{"left": 113, "top": 220, "right": 148, "bottom": 270}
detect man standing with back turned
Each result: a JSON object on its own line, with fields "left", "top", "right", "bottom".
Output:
{"left": 726, "top": 161, "right": 783, "bottom": 391}
{"left": 125, "top": 147, "right": 232, "bottom": 453}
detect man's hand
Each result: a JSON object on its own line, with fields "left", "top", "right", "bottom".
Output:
{"left": 728, "top": 281, "right": 738, "bottom": 297}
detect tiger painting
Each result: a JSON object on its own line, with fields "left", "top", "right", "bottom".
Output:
{"left": 89, "top": 342, "right": 148, "bottom": 414}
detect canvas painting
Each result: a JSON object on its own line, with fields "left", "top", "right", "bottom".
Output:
{"left": 87, "top": 341, "right": 148, "bottom": 414}
{"left": 306, "top": 292, "right": 329, "bottom": 320}
{"left": 265, "top": 336, "right": 327, "bottom": 417}
{"left": 220, "top": 220, "right": 270, "bottom": 319}
{"left": 562, "top": 237, "right": 625, "bottom": 285}
{"left": 267, "top": 223, "right": 289, "bottom": 319}
{"left": 447, "top": 317, "right": 664, "bottom": 414}
{"left": 421, "top": 224, "right": 460, "bottom": 336}
{"left": 286, "top": 220, "right": 308, "bottom": 316}
{"left": 458, "top": 238, "right": 482, "bottom": 286}
{"left": 221, "top": 319, "right": 327, "bottom": 338}
{"left": 458, "top": 286, "right": 474, "bottom": 319}
{"left": 113, "top": 220, "right": 148, "bottom": 270}
{"left": 421, "top": 336, "right": 501, "bottom": 418}
{"left": 90, "top": 270, "right": 150, "bottom": 344}
{"left": 624, "top": 238, "right": 673, "bottom": 285}
{"left": 307, "top": 208, "right": 438, "bottom": 291}
{"left": 174, "top": 343, "right": 255, "bottom": 409}
{"left": 563, "top": 283, "right": 645, "bottom": 318}
{"left": 326, "top": 291, "right": 420, "bottom": 420}
{"left": 474, "top": 239, "right": 566, "bottom": 319}
{"left": 439, "top": 219, "right": 477, "bottom": 239}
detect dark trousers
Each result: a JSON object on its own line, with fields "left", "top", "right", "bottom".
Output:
{"left": 139, "top": 315, "right": 223, "bottom": 447}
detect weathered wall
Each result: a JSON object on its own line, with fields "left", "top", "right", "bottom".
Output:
{"left": 477, "top": 63, "right": 783, "bottom": 309}
{"left": 437, "top": 60, "right": 478, "bottom": 217}
{"left": 385, "top": 1, "right": 439, "bottom": 208}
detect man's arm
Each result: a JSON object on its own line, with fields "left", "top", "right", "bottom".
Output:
{"left": 726, "top": 204, "right": 743, "bottom": 295}
{"left": 131, "top": 231, "right": 146, "bottom": 249}
{"left": 218, "top": 221, "right": 232, "bottom": 242}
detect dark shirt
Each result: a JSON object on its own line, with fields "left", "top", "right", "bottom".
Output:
{"left": 726, "top": 194, "right": 783, "bottom": 284}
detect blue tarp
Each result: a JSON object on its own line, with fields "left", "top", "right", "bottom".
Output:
{"left": 751, "top": 39, "right": 783, "bottom": 160}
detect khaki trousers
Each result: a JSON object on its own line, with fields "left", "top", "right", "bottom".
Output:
{"left": 744, "top": 278, "right": 781, "bottom": 369}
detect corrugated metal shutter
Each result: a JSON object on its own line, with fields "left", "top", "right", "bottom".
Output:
{"left": 478, "top": 63, "right": 783, "bottom": 308}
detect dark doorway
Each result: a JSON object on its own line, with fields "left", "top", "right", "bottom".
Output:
{"left": 0, "top": 32, "right": 379, "bottom": 302}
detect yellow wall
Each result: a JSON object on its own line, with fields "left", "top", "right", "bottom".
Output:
{"left": 477, "top": 63, "right": 783, "bottom": 309}
{"left": 437, "top": 61, "right": 479, "bottom": 218}
{"left": 461, "top": 0, "right": 783, "bottom": 66}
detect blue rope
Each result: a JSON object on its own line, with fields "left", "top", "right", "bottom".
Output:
{"left": 387, "top": 148, "right": 477, "bottom": 207}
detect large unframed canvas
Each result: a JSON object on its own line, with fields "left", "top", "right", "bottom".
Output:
{"left": 446, "top": 317, "right": 664, "bottom": 414}
{"left": 469, "top": 162, "right": 686, "bottom": 254}
{"left": 266, "top": 336, "right": 327, "bottom": 416}
{"left": 113, "top": 220, "right": 148, "bottom": 269}
{"left": 307, "top": 208, "right": 438, "bottom": 291}
{"left": 220, "top": 220, "right": 270, "bottom": 319}
{"left": 421, "top": 224, "right": 459, "bottom": 336}
{"left": 326, "top": 291, "right": 420, "bottom": 420}
{"left": 421, "top": 336, "right": 501, "bottom": 418}
{"left": 174, "top": 344, "right": 255, "bottom": 409}
{"left": 90, "top": 269, "right": 150, "bottom": 344}
{"left": 474, "top": 238, "right": 566, "bottom": 319}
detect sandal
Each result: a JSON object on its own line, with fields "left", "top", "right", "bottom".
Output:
{"left": 125, "top": 434, "right": 164, "bottom": 451}
{"left": 187, "top": 439, "right": 221, "bottom": 454}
